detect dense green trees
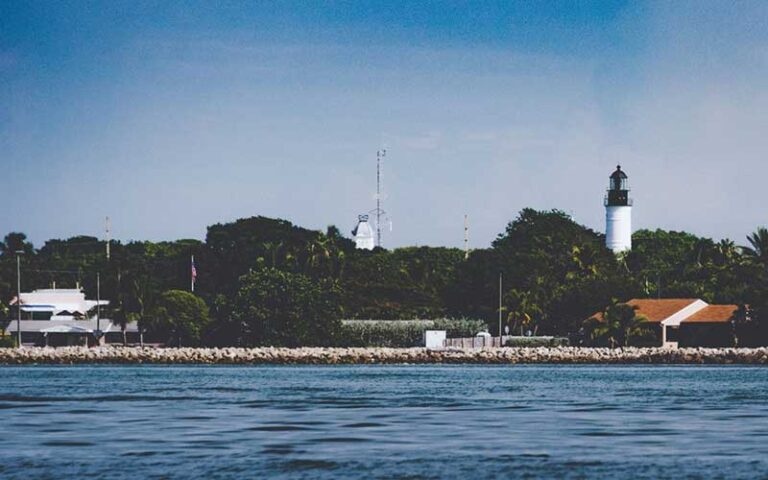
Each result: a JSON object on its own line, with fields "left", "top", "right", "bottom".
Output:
{"left": 449, "top": 209, "right": 627, "bottom": 336}
{"left": 2, "top": 210, "right": 768, "bottom": 346}
{"left": 736, "top": 229, "right": 768, "bottom": 346}
{"left": 0, "top": 233, "right": 34, "bottom": 333}
{"left": 146, "top": 290, "right": 210, "bottom": 346}
{"left": 341, "top": 246, "right": 464, "bottom": 319}
{"left": 228, "top": 267, "right": 342, "bottom": 347}
{"left": 626, "top": 230, "right": 750, "bottom": 303}
{"left": 0, "top": 232, "right": 34, "bottom": 256}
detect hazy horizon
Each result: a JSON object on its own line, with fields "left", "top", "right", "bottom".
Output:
{"left": 3, "top": 1, "right": 768, "bottom": 249}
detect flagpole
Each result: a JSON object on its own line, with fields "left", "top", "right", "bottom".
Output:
{"left": 191, "top": 254, "right": 195, "bottom": 293}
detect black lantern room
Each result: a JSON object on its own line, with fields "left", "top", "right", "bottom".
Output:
{"left": 605, "top": 165, "right": 631, "bottom": 206}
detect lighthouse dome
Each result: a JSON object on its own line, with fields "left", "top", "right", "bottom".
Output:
{"left": 610, "top": 165, "right": 627, "bottom": 180}
{"left": 608, "top": 165, "right": 629, "bottom": 192}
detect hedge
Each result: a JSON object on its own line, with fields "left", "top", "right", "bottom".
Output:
{"left": 504, "top": 336, "right": 569, "bottom": 347}
{"left": 338, "top": 318, "right": 487, "bottom": 347}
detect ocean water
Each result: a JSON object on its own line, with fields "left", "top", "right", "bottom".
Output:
{"left": 0, "top": 365, "right": 766, "bottom": 479}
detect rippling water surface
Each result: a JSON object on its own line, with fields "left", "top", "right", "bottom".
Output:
{"left": 0, "top": 365, "right": 766, "bottom": 479}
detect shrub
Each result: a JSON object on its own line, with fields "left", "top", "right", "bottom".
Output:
{"left": 338, "top": 318, "right": 486, "bottom": 347}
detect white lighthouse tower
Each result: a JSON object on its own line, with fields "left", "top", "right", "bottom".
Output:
{"left": 605, "top": 165, "right": 632, "bottom": 253}
{"left": 352, "top": 215, "right": 375, "bottom": 250}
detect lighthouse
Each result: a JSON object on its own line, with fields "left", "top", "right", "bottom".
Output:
{"left": 604, "top": 165, "right": 632, "bottom": 253}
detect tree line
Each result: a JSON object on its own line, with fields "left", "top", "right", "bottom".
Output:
{"left": 1, "top": 209, "right": 767, "bottom": 346}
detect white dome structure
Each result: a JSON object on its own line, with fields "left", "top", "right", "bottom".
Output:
{"left": 604, "top": 165, "right": 632, "bottom": 253}
{"left": 352, "top": 215, "right": 375, "bottom": 250}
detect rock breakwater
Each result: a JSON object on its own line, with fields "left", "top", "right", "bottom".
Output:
{"left": 1, "top": 346, "right": 767, "bottom": 364}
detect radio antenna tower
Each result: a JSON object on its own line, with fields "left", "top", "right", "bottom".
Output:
{"left": 377, "top": 149, "right": 384, "bottom": 247}
{"left": 369, "top": 149, "right": 388, "bottom": 248}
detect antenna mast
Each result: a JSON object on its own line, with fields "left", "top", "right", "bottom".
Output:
{"left": 376, "top": 149, "right": 386, "bottom": 248}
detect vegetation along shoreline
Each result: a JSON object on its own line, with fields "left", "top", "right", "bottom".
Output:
{"left": 3, "top": 207, "right": 768, "bottom": 349}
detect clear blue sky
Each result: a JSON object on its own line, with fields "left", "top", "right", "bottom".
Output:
{"left": 2, "top": 1, "right": 767, "bottom": 248}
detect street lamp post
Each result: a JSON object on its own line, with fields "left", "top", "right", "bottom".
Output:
{"left": 96, "top": 272, "right": 101, "bottom": 346}
{"left": 498, "top": 272, "right": 503, "bottom": 348}
{"left": 15, "top": 252, "right": 22, "bottom": 348}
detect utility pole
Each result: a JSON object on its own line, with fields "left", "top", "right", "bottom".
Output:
{"left": 498, "top": 272, "right": 503, "bottom": 348}
{"left": 16, "top": 252, "right": 22, "bottom": 348}
{"left": 657, "top": 272, "right": 661, "bottom": 299}
{"left": 105, "top": 216, "right": 111, "bottom": 260}
{"left": 464, "top": 214, "right": 469, "bottom": 260}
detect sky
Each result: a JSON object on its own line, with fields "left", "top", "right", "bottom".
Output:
{"left": 2, "top": 1, "right": 768, "bottom": 249}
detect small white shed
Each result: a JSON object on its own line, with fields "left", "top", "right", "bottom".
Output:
{"left": 424, "top": 330, "right": 446, "bottom": 349}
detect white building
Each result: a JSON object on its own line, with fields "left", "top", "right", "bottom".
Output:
{"left": 352, "top": 215, "right": 375, "bottom": 250}
{"left": 604, "top": 165, "right": 632, "bottom": 253}
{"left": 6, "top": 288, "right": 139, "bottom": 346}
{"left": 12, "top": 288, "right": 107, "bottom": 321}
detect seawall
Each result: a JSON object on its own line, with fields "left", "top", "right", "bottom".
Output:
{"left": 1, "top": 346, "right": 767, "bottom": 365}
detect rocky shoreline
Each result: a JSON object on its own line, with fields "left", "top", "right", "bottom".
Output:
{"left": 1, "top": 346, "right": 767, "bottom": 365}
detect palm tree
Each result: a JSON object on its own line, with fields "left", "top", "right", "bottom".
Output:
{"left": 262, "top": 241, "right": 285, "bottom": 268}
{"left": 570, "top": 244, "right": 600, "bottom": 276}
{"left": 713, "top": 239, "right": 738, "bottom": 266}
{"left": 691, "top": 238, "right": 713, "bottom": 267}
{"left": 506, "top": 289, "right": 543, "bottom": 336}
{"left": 316, "top": 227, "right": 348, "bottom": 279}
{"left": 305, "top": 237, "right": 331, "bottom": 272}
{"left": 332, "top": 250, "right": 346, "bottom": 280}
{"left": 586, "top": 303, "right": 648, "bottom": 348}
{"left": 741, "top": 227, "right": 768, "bottom": 264}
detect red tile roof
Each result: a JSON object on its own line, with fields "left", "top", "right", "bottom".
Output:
{"left": 589, "top": 298, "right": 699, "bottom": 323}
{"left": 588, "top": 299, "right": 740, "bottom": 324}
{"left": 682, "top": 305, "right": 738, "bottom": 324}
{"left": 623, "top": 299, "right": 700, "bottom": 323}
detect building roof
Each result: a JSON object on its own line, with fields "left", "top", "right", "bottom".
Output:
{"left": 589, "top": 298, "right": 738, "bottom": 326}
{"left": 10, "top": 288, "right": 108, "bottom": 315}
{"left": 624, "top": 298, "right": 700, "bottom": 323}
{"left": 682, "top": 305, "right": 738, "bottom": 324}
